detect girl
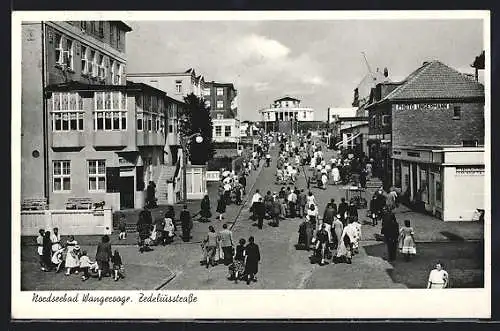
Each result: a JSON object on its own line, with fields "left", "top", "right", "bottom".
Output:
{"left": 111, "top": 250, "right": 125, "bottom": 281}
{"left": 51, "top": 247, "right": 65, "bottom": 273}
{"left": 399, "top": 220, "right": 417, "bottom": 261}
{"left": 216, "top": 195, "right": 226, "bottom": 222}
{"left": 79, "top": 250, "right": 95, "bottom": 281}
{"left": 65, "top": 235, "right": 80, "bottom": 275}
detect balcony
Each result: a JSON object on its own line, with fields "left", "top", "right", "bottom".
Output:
{"left": 136, "top": 131, "right": 166, "bottom": 147}
{"left": 51, "top": 131, "right": 86, "bottom": 149}
{"left": 93, "top": 131, "right": 128, "bottom": 148}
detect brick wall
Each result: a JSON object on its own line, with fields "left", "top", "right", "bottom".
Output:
{"left": 392, "top": 102, "right": 484, "bottom": 146}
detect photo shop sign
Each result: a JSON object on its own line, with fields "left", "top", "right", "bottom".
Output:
{"left": 394, "top": 103, "right": 451, "bottom": 111}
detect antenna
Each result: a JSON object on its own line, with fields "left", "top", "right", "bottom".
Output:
{"left": 361, "top": 52, "right": 373, "bottom": 74}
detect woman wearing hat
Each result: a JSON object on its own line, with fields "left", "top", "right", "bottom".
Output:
{"left": 65, "top": 235, "right": 80, "bottom": 276}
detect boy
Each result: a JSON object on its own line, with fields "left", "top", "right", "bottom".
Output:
{"left": 118, "top": 214, "right": 127, "bottom": 240}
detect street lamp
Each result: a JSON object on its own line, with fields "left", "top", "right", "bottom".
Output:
{"left": 180, "top": 131, "right": 204, "bottom": 201}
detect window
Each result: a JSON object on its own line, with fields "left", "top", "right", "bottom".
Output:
{"left": 117, "top": 30, "right": 121, "bottom": 50}
{"left": 90, "top": 50, "right": 97, "bottom": 77}
{"left": 462, "top": 140, "right": 478, "bottom": 147}
{"left": 175, "top": 80, "right": 182, "bottom": 94}
{"left": 90, "top": 21, "right": 96, "bottom": 34}
{"left": 80, "top": 21, "right": 87, "bottom": 32}
{"left": 51, "top": 92, "right": 84, "bottom": 131}
{"left": 215, "top": 126, "right": 222, "bottom": 137}
{"left": 453, "top": 106, "right": 461, "bottom": 119}
{"left": 217, "top": 113, "right": 224, "bottom": 120}
{"left": 98, "top": 54, "right": 106, "bottom": 80}
{"left": 137, "top": 113, "right": 143, "bottom": 131}
{"left": 225, "top": 126, "right": 231, "bottom": 137}
{"left": 382, "top": 115, "right": 391, "bottom": 126}
{"left": 217, "top": 100, "right": 224, "bottom": 109}
{"left": 216, "top": 88, "right": 224, "bottom": 96}
{"left": 111, "top": 61, "right": 122, "bottom": 85}
{"left": 53, "top": 160, "right": 71, "bottom": 192}
{"left": 93, "top": 91, "right": 127, "bottom": 131}
{"left": 88, "top": 160, "right": 106, "bottom": 191}
{"left": 203, "top": 88, "right": 211, "bottom": 96}
{"left": 168, "top": 124, "right": 174, "bottom": 133}
{"left": 98, "top": 21, "right": 104, "bottom": 37}
{"left": 109, "top": 24, "right": 115, "bottom": 47}
{"left": 205, "top": 100, "right": 211, "bottom": 109}
{"left": 81, "top": 45, "right": 88, "bottom": 74}
{"left": 303, "top": 112, "right": 307, "bottom": 119}
{"left": 54, "top": 34, "right": 74, "bottom": 69}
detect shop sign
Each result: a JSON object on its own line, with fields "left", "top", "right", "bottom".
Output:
{"left": 455, "top": 166, "right": 485, "bottom": 176}
{"left": 394, "top": 103, "right": 451, "bottom": 111}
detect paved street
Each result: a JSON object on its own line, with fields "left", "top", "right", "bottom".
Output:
{"left": 20, "top": 142, "right": 484, "bottom": 291}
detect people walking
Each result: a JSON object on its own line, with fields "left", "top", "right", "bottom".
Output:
{"left": 95, "top": 235, "right": 112, "bottom": 280}
{"left": 218, "top": 223, "right": 234, "bottom": 266}
{"left": 338, "top": 198, "right": 349, "bottom": 226}
{"left": 203, "top": 226, "right": 218, "bottom": 268}
{"left": 336, "top": 218, "right": 356, "bottom": 264}
{"left": 180, "top": 205, "right": 193, "bottom": 242}
{"left": 315, "top": 224, "right": 329, "bottom": 265}
{"left": 381, "top": 209, "right": 399, "bottom": 261}
{"left": 427, "top": 262, "right": 449, "bottom": 289}
{"left": 216, "top": 194, "right": 226, "bottom": 222}
{"left": 271, "top": 195, "right": 282, "bottom": 227}
{"left": 332, "top": 215, "right": 344, "bottom": 249}
{"left": 111, "top": 250, "right": 124, "bottom": 281}
{"left": 229, "top": 238, "right": 246, "bottom": 283}
{"left": 288, "top": 188, "right": 298, "bottom": 218}
{"left": 399, "top": 220, "right": 416, "bottom": 261}
{"left": 322, "top": 203, "right": 336, "bottom": 225}
{"left": 200, "top": 195, "right": 212, "bottom": 222}
{"left": 244, "top": 236, "right": 261, "bottom": 285}
{"left": 254, "top": 197, "right": 266, "bottom": 229}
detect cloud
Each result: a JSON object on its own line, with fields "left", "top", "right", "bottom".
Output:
{"left": 302, "top": 75, "right": 326, "bottom": 86}
{"left": 252, "top": 82, "right": 271, "bottom": 92}
{"left": 234, "top": 34, "right": 291, "bottom": 61}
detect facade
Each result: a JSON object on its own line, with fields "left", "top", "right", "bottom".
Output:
{"left": 204, "top": 81, "right": 240, "bottom": 143}
{"left": 327, "top": 107, "right": 357, "bottom": 124}
{"left": 366, "top": 60, "right": 485, "bottom": 221}
{"left": 259, "top": 96, "right": 314, "bottom": 134}
{"left": 45, "top": 81, "right": 167, "bottom": 210}
{"left": 21, "top": 20, "right": 132, "bottom": 207}
{"left": 127, "top": 68, "right": 205, "bottom": 102}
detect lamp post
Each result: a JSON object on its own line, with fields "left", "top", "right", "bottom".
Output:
{"left": 180, "top": 132, "right": 203, "bottom": 202}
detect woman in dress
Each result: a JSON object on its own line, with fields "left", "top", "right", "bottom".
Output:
{"left": 216, "top": 194, "right": 226, "bottom": 222}
{"left": 427, "top": 262, "right": 449, "bottom": 289}
{"left": 50, "top": 227, "right": 62, "bottom": 253}
{"left": 164, "top": 216, "right": 175, "bottom": 245}
{"left": 229, "top": 238, "right": 246, "bottom": 283}
{"left": 306, "top": 191, "right": 317, "bottom": 209}
{"left": 65, "top": 235, "right": 80, "bottom": 276}
{"left": 200, "top": 195, "right": 212, "bottom": 222}
{"left": 95, "top": 235, "right": 112, "bottom": 280}
{"left": 399, "top": 219, "right": 416, "bottom": 261}
{"left": 335, "top": 219, "right": 356, "bottom": 264}
{"left": 203, "top": 226, "right": 218, "bottom": 268}
{"left": 332, "top": 215, "right": 344, "bottom": 250}
{"left": 244, "top": 236, "right": 261, "bottom": 285}
{"left": 42, "top": 230, "right": 53, "bottom": 271}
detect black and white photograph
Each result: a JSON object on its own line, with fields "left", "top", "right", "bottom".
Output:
{"left": 12, "top": 10, "right": 490, "bottom": 319}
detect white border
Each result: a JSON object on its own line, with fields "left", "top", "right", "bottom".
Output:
{"left": 12, "top": 10, "right": 491, "bottom": 319}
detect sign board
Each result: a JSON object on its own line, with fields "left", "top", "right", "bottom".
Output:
{"left": 394, "top": 104, "right": 451, "bottom": 111}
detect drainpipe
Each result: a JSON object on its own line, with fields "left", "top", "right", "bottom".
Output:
{"left": 41, "top": 22, "right": 49, "bottom": 203}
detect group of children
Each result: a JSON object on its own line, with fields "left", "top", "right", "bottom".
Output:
{"left": 36, "top": 228, "right": 125, "bottom": 282}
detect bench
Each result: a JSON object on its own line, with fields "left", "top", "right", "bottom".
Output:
{"left": 65, "top": 197, "right": 93, "bottom": 210}
{"left": 21, "top": 198, "right": 48, "bottom": 211}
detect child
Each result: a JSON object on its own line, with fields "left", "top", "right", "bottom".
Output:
{"left": 79, "top": 250, "right": 95, "bottom": 281}
{"left": 51, "top": 247, "right": 65, "bottom": 273}
{"left": 118, "top": 214, "right": 127, "bottom": 240}
{"left": 36, "top": 229, "right": 46, "bottom": 271}
{"left": 65, "top": 236, "right": 80, "bottom": 276}
{"left": 111, "top": 250, "right": 124, "bottom": 281}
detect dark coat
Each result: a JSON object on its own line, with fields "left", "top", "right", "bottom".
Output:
{"left": 239, "top": 176, "right": 247, "bottom": 187}
{"left": 95, "top": 242, "right": 112, "bottom": 262}
{"left": 348, "top": 205, "right": 358, "bottom": 218}
{"left": 271, "top": 200, "right": 281, "bottom": 216}
{"left": 244, "top": 243, "right": 261, "bottom": 274}
{"left": 201, "top": 198, "right": 212, "bottom": 218}
{"left": 216, "top": 198, "right": 226, "bottom": 213}
{"left": 381, "top": 213, "right": 399, "bottom": 240}
{"left": 323, "top": 207, "right": 336, "bottom": 224}
{"left": 253, "top": 201, "right": 266, "bottom": 218}
{"left": 338, "top": 202, "right": 349, "bottom": 217}
{"left": 180, "top": 210, "right": 193, "bottom": 230}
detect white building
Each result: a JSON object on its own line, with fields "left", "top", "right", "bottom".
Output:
{"left": 327, "top": 107, "right": 357, "bottom": 123}
{"left": 259, "top": 96, "right": 314, "bottom": 122}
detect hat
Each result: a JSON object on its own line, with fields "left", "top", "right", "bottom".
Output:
{"left": 74, "top": 245, "right": 81, "bottom": 251}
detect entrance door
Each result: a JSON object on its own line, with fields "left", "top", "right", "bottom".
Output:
{"left": 120, "top": 176, "right": 135, "bottom": 209}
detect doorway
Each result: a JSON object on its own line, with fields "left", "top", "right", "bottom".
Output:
{"left": 120, "top": 176, "right": 135, "bottom": 209}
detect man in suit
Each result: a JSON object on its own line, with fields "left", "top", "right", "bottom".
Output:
{"left": 253, "top": 197, "right": 266, "bottom": 229}
{"left": 338, "top": 198, "right": 349, "bottom": 226}
{"left": 218, "top": 223, "right": 234, "bottom": 265}
{"left": 180, "top": 205, "right": 193, "bottom": 242}
{"left": 244, "top": 236, "right": 261, "bottom": 285}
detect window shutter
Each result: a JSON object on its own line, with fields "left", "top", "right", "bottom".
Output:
{"left": 106, "top": 167, "right": 120, "bottom": 193}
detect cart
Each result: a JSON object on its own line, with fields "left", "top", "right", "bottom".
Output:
{"left": 342, "top": 186, "right": 368, "bottom": 209}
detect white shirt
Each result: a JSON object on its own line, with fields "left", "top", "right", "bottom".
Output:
{"left": 307, "top": 195, "right": 316, "bottom": 207}
{"left": 251, "top": 193, "right": 262, "bottom": 203}
{"left": 428, "top": 269, "right": 448, "bottom": 285}
{"left": 79, "top": 255, "right": 94, "bottom": 268}
{"left": 223, "top": 183, "right": 232, "bottom": 191}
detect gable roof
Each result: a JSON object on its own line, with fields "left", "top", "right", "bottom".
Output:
{"left": 382, "top": 60, "right": 484, "bottom": 102}
{"left": 275, "top": 96, "right": 301, "bottom": 102}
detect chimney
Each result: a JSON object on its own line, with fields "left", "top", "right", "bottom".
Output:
{"left": 384, "top": 67, "right": 389, "bottom": 78}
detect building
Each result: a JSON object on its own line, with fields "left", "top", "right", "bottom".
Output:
{"left": 327, "top": 107, "right": 357, "bottom": 124}
{"left": 366, "top": 60, "right": 485, "bottom": 221}
{"left": 204, "top": 81, "right": 240, "bottom": 144}
{"left": 127, "top": 68, "right": 205, "bottom": 102}
{"left": 21, "top": 20, "right": 133, "bottom": 208}
{"left": 258, "top": 96, "right": 314, "bottom": 133}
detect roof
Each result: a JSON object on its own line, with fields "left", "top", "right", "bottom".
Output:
{"left": 126, "top": 81, "right": 167, "bottom": 95}
{"left": 275, "top": 96, "right": 301, "bottom": 102}
{"left": 381, "top": 60, "right": 484, "bottom": 102}
{"left": 355, "top": 69, "right": 389, "bottom": 103}
{"left": 46, "top": 81, "right": 133, "bottom": 92}
{"left": 113, "top": 21, "right": 133, "bottom": 32}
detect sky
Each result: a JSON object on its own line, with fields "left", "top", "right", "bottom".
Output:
{"left": 125, "top": 19, "right": 484, "bottom": 121}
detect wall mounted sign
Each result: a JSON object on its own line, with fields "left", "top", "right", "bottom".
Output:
{"left": 455, "top": 166, "right": 485, "bottom": 176}
{"left": 394, "top": 104, "right": 451, "bottom": 111}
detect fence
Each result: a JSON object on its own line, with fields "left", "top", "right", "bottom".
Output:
{"left": 21, "top": 208, "right": 113, "bottom": 236}
{"left": 206, "top": 171, "right": 221, "bottom": 182}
